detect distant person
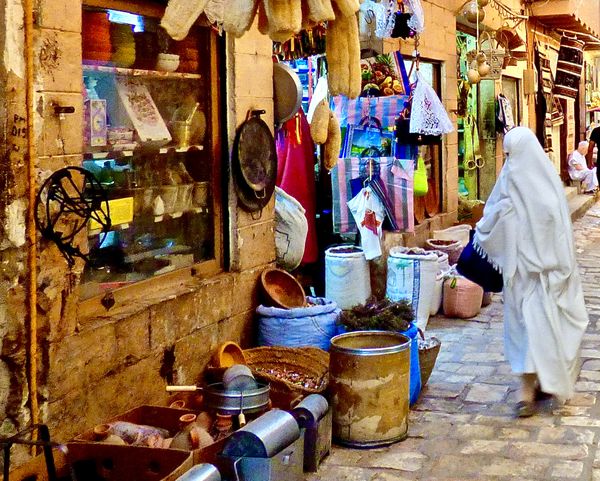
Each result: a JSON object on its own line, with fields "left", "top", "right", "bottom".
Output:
{"left": 568, "top": 141, "right": 598, "bottom": 193}
{"left": 474, "top": 127, "right": 589, "bottom": 417}
{"left": 586, "top": 124, "right": 600, "bottom": 187}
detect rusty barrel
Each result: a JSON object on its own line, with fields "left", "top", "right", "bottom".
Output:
{"left": 329, "top": 330, "right": 410, "bottom": 447}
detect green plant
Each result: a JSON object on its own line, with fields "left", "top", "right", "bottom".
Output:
{"left": 339, "top": 297, "right": 414, "bottom": 332}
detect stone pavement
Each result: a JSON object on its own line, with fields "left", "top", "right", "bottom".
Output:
{"left": 307, "top": 201, "right": 600, "bottom": 481}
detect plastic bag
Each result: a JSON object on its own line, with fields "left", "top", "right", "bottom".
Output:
{"left": 410, "top": 71, "right": 454, "bottom": 136}
{"left": 274, "top": 187, "right": 308, "bottom": 271}
{"left": 413, "top": 156, "right": 428, "bottom": 197}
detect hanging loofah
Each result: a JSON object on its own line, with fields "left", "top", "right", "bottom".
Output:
{"left": 326, "top": 4, "right": 360, "bottom": 98}
{"left": 161, "top": 0, "right": 211, "bottom": 40}
{"left": 324, "top": 110, "right": 342, "bottom": 170}
{"left": 307, "top": 0, "right": 335, "bottom": 24}
{"left": 222, "top": 0, "right": 259, "bottom": 37}
{"left": 346, "top": 11, "right": 361, "bottom": 98}
{"left": 310, "top": 100, "right": 330, "bottom": 144}
{"left": 332, "top": 0, "right": 360, "bottom": 17}
{"left": 264, "top": 0, "right": 302, "bottom": 42}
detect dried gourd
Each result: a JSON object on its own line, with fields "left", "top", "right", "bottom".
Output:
{"left": 310, "top": 100, "right": 330, "bottom": 144}
{"left": 324, "top": 110, "right": 342, "bottom": 171}
{"left": 222, "top": 0, "right": 260, "bottom": 37}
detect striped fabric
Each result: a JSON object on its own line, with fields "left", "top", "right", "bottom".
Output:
{"left": 331, "top": 157, "right": 415, "bottom": 234}
{"left": 553, "top": 35, "right": 585, "bottom": 100}
{"left": 332, "top": 94, "right": 409, "bottom": 130}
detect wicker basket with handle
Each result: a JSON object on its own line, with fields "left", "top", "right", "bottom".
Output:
{"left": 418, "top": 329, "right": 441, "bottom": 387}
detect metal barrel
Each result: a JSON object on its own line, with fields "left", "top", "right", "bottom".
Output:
{"left": 329, "top": 330, "right": 411, "bottom": 447}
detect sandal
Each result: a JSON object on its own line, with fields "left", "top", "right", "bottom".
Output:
{"left": 514, "top": 400, "right": 536, "bottom": 418}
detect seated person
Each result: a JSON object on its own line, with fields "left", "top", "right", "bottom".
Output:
{"left": 568, "top": 141, "right": 598, "bottom": 193}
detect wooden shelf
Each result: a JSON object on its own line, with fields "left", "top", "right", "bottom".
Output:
{"left": 83, "top": 63, "right": 202, "bottom": 80}
{"left": 88, "top": 206, "right": 210, "bottom": 237}
{"left": 84, "top": 144, "right": 204, "bottom": 160}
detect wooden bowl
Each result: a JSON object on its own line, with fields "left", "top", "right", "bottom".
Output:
{"left": 260, "top": 268, "right": 306, "bottom": 309}
{"left": 212, "top": 341, "right": 246, "bottom": 368}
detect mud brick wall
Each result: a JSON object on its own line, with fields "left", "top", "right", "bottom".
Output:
{"left": 0, "top": 0, "right": 275, "bottom": 464}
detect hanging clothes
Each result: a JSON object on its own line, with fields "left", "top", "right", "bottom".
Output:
{"left": 497, "top": 93, "right": 515, "bottom": 133}
{"left": 276, "top": 109, "right": 319, "bottom": 264}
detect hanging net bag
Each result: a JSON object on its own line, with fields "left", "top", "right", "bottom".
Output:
{"left": 409, "top": 71, "right": 454, "bottom": 136}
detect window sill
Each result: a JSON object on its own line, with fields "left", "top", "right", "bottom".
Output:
{"left": 77, "top": 260, "right": 222, "bottom": 324}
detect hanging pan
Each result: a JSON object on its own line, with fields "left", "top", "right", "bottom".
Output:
{"left": 273, "top": 62, "right": 303, "bottom": 125}
{"left": 232, "top": 109, "right": 277, "bottom": 212}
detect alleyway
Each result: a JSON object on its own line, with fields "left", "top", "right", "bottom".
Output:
{"left": 309, "top": 201, "right": 600, "bottom": 481}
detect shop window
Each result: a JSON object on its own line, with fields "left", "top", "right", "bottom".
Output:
{"left": 79, "top": 3, "right": 223, "bottom": 303}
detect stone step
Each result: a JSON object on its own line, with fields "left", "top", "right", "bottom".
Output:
{"left": 565, "top": 185, "right": 579, "bottom": 201}
{"left": 569, "top": 193, "right": 597, "bottom": 221}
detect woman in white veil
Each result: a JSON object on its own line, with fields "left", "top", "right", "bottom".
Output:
{"left": 474, "top": 127, "right": 589, "bottom": 417}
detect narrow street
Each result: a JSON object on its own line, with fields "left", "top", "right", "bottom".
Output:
{"left": 309, "top": 200, "right": 600, "bottom": 481}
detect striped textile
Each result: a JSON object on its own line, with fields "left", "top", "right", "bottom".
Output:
{"left": 332, "top": 94, "right": 409, "bottom": 129}
{"left": 332, "top": 157, "right": 415, "bottom": 234}
{"left": 553, "top": 35, "right": 585, "bottom": 100}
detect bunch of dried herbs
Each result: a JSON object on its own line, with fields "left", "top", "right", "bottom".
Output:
{"left": 339, "top": 297, "right": 414, "bottom": 332}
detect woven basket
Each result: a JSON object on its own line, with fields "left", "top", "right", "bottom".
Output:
{"left": 206, "top": 346, "right": 330, "bottom": 409}
{"left": 418, "top": 329, "right": 441, "bottom": 387}
{"left": 443, "top": 276, "right": 484, "bottom": 318}
{"left": 425, "top": 239, "right": 463, "bottom": 265}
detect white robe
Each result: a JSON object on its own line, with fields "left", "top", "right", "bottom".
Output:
{"left": 474, "top": 127, "right": 589, "bottom": 400}
{"left": 568, "top": 150, "right": 598, "bottom": 192}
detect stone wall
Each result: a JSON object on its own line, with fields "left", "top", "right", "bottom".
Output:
{"left": 0, "top": 0, "right": 275, "bottom": 463}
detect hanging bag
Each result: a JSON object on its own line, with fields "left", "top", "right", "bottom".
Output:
{"left": 456, "top": 231, "right": 504, "bottom": 293}
{"left": 395, "top": 92, "right": 442, "bottom": 146}
{"left": 410, "top": 71, "right": 454, "bottom": 137}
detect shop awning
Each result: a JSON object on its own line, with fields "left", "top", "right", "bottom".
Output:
{"left": 532, "top": 13, "right": 600, "bottom": 50}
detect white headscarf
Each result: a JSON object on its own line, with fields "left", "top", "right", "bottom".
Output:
{"left": 474, "top": 127, "right": 589, "bottom": 399}
{"left": 474, "top": 126, "right": 573, "bottom": 281}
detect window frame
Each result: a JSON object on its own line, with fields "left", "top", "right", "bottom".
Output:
{"left": 78, "top": 0, "right": 225, "bottom": 318}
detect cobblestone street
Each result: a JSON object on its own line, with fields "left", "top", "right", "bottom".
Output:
{"left": 308, "top": 201, "right": 600, "bottom": 481}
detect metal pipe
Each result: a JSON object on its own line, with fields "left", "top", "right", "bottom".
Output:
{"left": 23, "top": 0, "right": 39, "bottom": 445}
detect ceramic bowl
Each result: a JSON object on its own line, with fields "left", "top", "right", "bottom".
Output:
{"left": 156, "top": 54, "right": 180, "bottom": 72}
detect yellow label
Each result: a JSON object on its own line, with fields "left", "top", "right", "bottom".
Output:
{"left": 89, "top": 197, "right": 134, "bottom": 230}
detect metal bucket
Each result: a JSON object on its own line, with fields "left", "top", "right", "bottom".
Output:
{"left": 329, "top": 330, "right": 410, "bottom": 447}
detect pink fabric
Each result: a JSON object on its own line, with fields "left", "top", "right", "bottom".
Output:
{"left": 276, "top": 110, "right": 318, "bottom": 264}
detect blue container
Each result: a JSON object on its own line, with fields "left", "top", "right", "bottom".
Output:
{"left": 336, "top": 322, "right": 421, "bottom": 406}
{"left": 402, "top": 322, "right": 422, "bottom": 406}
